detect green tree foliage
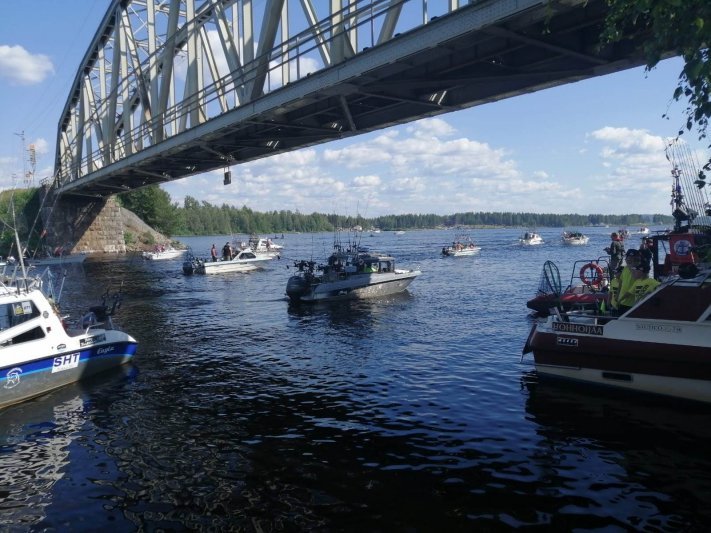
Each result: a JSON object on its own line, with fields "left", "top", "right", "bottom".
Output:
{"left": 119, "top": 185, "right": 182, "bottom": 236}
{"left": 0, "top": 188, "right": 41, "bottom": 254}
{"left": 601, "top": 0, "right": 711, "bottom": 186}
{"left": 163, "top": 197, "right": 672, "bottom": 235}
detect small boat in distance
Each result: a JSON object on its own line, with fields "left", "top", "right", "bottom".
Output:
{"left": 561, "top": 231, "right": 590, "bottom": 246}
{"left": 27, "top": 253, "right": 87, "bottom": 267}
{"left": 442, "top": 235, "right": 481, "bottom": 257}
{"left": 26, "top": 244, "right": 87, "bottom": 267}
{"left": 183, "top": 248, "right": 273, "bottom": 275}
{"left": 286, "top": 232, "right": 420, "bottom": 303}
{"left": 236, "top": 235, "right": 282, "bottom": 257}
{"left": 0, "top": 258, "right": 137, "bottom": 409}
{"left": 519, "top": 231, "right": 543, "bottom": 246}
{"left": 142, "top": 245, "right": 185, "bottom": 260}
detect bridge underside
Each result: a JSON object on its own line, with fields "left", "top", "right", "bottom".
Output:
{"left": 61, "top": 0, "right": 646, "bottom": 198}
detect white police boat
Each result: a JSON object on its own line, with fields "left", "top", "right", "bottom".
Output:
{"left": 0, "top": 262, "right": 137, "bottom": 410}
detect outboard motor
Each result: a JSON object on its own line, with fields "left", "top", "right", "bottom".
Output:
{"left": 286, "top": 275, "right": 309, "bottom": 302}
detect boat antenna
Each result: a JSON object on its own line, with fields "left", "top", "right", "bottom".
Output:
{"left": 2, "top": 180, "right": 28, "bottom": 280}
{"left": 665, "top": 138, "right": 711, "bottom": 229}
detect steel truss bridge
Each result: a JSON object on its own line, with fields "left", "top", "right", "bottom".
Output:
{"left": 55, "top": 0, "right": 650, "bottom": 198}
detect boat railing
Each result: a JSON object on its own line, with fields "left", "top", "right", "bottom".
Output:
{"left": 0, "top": 265, "right": 55, "bottom": 297}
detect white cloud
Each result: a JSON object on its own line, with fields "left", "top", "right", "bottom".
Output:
{"left": 30, "top": 138, "right": 49, "bottom": 155}
{"left": 353, "top": 175, "right": 381, "bottom": 187}
{"left": 0, "top": 45, "right": 54, "bottom": 85}
{"left": 587, "top": 126, "right": 673, "bottom": 213}
{"left": 162, "top": 119, "right": 684, "bottom": 217}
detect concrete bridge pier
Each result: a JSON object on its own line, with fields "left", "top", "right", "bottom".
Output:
{"left": 39, "top": 186, "right": 127, "bottom": 254}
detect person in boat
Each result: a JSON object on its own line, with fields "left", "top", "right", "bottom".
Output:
{"left": 638, "top": 237, "right": 653, "bottom": 275}
{"left": 612, "top": 249, "right": 642, "bottom": 314}
{"left": 211, "top": 244, "right": 218, "bottom": 262}
{"left": 604, "top": 232, "right": 625, "bottom": 273}
{"left": 629, "top": 264, "right": 660, "bottom": 302}
{"left": 222, "top": 242, "right": 232, "bottom": 261}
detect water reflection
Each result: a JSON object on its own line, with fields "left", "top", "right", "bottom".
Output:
{"left": 0, "top": 366, "right": 135, "bottom": 529}
{"left": 286, "top": 291, "right": 414, "bottom": 325}
{"left": 3, "top": 228, "right": 706, "bottom": 530}
{"left": 523, "top": 373, "right": 711, "bottom": 530}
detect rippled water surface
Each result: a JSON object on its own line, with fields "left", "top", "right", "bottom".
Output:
{"left": 1, "top": 228, "right": 710, "bottom": 531}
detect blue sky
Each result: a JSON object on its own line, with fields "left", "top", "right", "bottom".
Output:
{"left": 1, "top": 1, "right": 707, "bottom": 218}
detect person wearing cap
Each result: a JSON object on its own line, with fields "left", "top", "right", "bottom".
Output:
{"left": 638, "top": 237, "right": 653, "bottom": 276}
{"left": 604, "top": 232, "right": 625, "bottom": 273}
{"left": 630, "top": 264, "right": 660, "bottom": 302}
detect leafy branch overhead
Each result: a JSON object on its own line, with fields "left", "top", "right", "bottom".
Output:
{"left": 601, "top": 0, "right": 711, "bottom": 187}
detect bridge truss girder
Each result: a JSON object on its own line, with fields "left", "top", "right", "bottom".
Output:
{"left": 55, "top": 0, "right": 650, "bottom": 197}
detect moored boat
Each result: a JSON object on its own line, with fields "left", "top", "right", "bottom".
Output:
{"left": 0, "top": 263, "right": 137, "bottom": 409}
{"left": 286, "top": 234, "right": 420, "bottom": 303}
{"left": 27, "top": 252, "right": 87, "bottom": 267}
{"left": 522, "top": 265, "right": 711, "bottom": 403}
{"left": 523, "top": 140, "right": 711, "bottom": 403}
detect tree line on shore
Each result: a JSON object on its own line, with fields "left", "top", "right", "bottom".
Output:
{"left": 0, "top": 186, "right": 673, "bottom": 254}
{"left": 118, "top": 186, "right": 672, "bottom": 237}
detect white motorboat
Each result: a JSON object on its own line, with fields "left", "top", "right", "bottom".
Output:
{"left": 183, "top": 248, "right": 273, "bottom": 275}
{"left": 0, "top": 262, "right": 138, "bottom": 410}
{"left": 286, "top": 237, "right": 420, "bottom": 303}
{"left": 441, "top": 235, "right": 481, "bottom": 256}
{"left": 235, "top": 235, "right": 283, "bottom": 258}
{"left": 142, "top": 246, "right": 185, "bottom": 260}
{"left": 519, "top": 231, "right": 543, "bottom": 246}
{"left": 561, "top": 231, "right": 590, "bottom": 246}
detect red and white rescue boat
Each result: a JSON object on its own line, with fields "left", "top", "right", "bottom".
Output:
{"left": 523, "top": 265, "right": 711, "bottom": 403}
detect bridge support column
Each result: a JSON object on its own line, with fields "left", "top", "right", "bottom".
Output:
{"left": 40, "top": 187, "right": 127, "bottom": 254}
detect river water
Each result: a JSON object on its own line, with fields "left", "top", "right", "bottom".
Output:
{"left": 1, "top": 227, "right": 710, "bottom": 531}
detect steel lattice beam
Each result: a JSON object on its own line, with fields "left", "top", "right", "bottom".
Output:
{"left": 54, "top": 0, "right": 653, "bottom": 197}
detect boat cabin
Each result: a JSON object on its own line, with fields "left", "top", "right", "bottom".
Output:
{"left": 359, "top": 255, "right": 394, "bottom": 273}
{"left": 324, "top": 252, "right": 394, "bottom": 276}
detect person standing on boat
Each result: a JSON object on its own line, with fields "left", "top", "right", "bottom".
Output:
{"left": 222, "top": 242, "right": 232, "bottom": 261}
{"left": 630, "top": 264, "right": 660, "bottom": 302}
{"left": 211, "top": 244, "right": 218, "bottom": 262}
{"left": 604, "top": 232, "right": 625, "bottom": 273}
{"left": 638, "top": 237, "right": 653, "bottom": 276}
{"left": 613, "top": 249, "right": 641, "bottom": 314}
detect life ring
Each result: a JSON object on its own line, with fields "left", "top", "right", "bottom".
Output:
{"left": 579, "top": 263, "right": 604, "bottom": 287}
